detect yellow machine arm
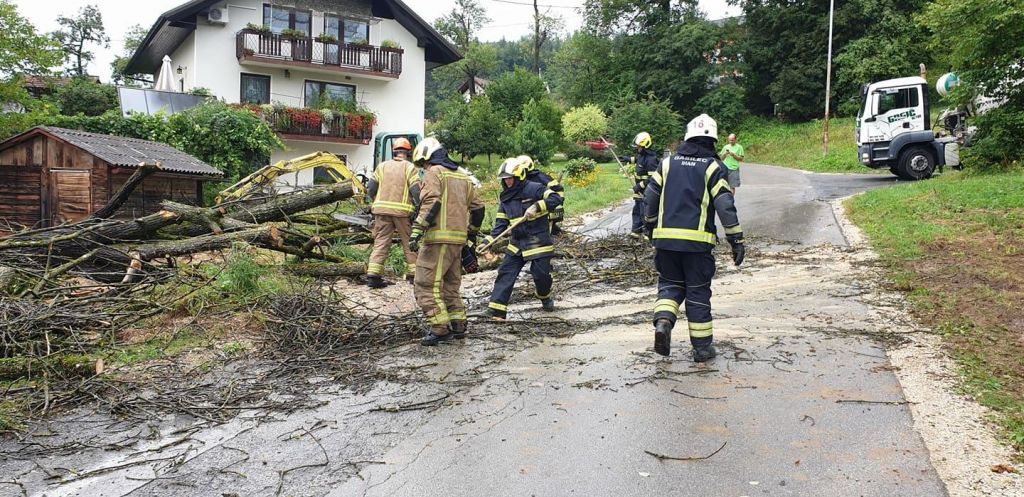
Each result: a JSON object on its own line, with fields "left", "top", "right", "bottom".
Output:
{"left": 215, "top": 151, "right": 366, "bottom": 204}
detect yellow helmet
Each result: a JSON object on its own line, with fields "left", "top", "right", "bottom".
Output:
{"left": 412, "top": 137, "right": 442, "bottom": 165}
{"left": 498, "top": 157, "right": 528, "bottom": 181}
{"left": 516, "top": 154, "right": 536, "bottom": 172}
{"left": 633, "top": 132, "right": 653, "bottom": 149}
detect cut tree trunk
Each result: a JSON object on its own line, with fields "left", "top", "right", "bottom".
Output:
{"left": 91, "top": 163, "right": 160, "bottom": 220}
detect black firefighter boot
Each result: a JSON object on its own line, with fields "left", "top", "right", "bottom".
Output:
{"left": 654, "top": 319, "right": 672, "bottom": 357}
{"left": 421, "top": 326, "right": 454, "bottom": 346}
{"left": 450, "top": 320, "right": 467, "bottom": 340}
{"left": 541, "top": 298, "right": 555, "bottom": 312}
{"left": 366, "top": 274, "right": 386, "bottom": 289}
{"left": 691, "top": 336, "right": 717, "bottom": 363}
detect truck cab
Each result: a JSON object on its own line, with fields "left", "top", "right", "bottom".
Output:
{"left": 373, "top": 132, "right": 422, "bottom": 170}
{"left": 856, "top": 76, "right": 959, "bottom": 180}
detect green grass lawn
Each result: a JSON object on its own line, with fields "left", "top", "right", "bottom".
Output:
{"left": 457, "top": 156, "right": 632, "bottom": 229}
{"left": 846, "top": 172, "right": 1024, "bottom": 456}
{"left": 735, "top": 117, "right": 875, "bottom": 173}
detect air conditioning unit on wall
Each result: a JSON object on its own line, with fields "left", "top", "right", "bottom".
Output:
{"left": 207, "top": 7, "right": 228, "bottom": 24}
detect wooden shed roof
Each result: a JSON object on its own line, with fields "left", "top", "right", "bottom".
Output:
{"left": 0, "top": 126, "right": 224, "bottom": 177}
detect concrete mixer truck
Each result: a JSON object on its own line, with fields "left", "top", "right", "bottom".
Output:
{"left": 855, "top": 72, "right": 997, "bottom": 180}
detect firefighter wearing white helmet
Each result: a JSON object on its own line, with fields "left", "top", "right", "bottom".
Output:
{"left": 619, "top": 131, "right": 661, "bottom": 237}
{"left": 408, "top": 137, "right": 486, "bottom": 346}
{"left": 642, "top": 113, "right": 744, "bottom": 361}
{"left": 481, "top": 157, "right": 563, "bottom": 319}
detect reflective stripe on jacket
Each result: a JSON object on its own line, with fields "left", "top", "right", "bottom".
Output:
{"left": 371, "top": 159, "right": 419, "bottom": 216}
{"left": 417, "top": 164, "right": 485, "bottom": 245}
{"left": 644, "top": 141, "right": 741, "bottom": 253}
{"left": 492, "top": 180, "right": 563, "bottom": 261}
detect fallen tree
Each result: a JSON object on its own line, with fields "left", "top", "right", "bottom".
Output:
{"left": 0, "top": 183, "right": 359, "bottom": 287}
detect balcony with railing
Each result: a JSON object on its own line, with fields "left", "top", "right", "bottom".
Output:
{"left": 245, "top": 105, "right": 376, "bottom": 144}
{"left": 236, "top": 29, "right": 403, "bottom": 80}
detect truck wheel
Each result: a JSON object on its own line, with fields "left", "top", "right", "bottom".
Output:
{"left": 897, "top": 147, "right": 936, "bottom": 180}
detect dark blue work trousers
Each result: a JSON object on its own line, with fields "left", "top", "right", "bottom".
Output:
{"left": 488, "top": 254, "right": 553, "bottom": 316}
{"left": 653, "top": 249, "right": 716, "bottom": 347}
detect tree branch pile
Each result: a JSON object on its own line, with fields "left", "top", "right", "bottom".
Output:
{"left": 0, "top": 179, "right": 368, "bottom": 369}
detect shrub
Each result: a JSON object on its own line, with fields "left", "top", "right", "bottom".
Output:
{"left": 503, "top": 98, "right": 557, "bottom": 164}
{"left": 609, "top": 96, "right": 683, "bottom": 153}
{"left": 487, "top": 68, "right": 546, "bottom": 122}
{"left": 50, "top": 77, "right": 119, "bottom": 117}
{"left": 563, "top": 157, "right": 597, "bottom": 180}
{"left": 381, "top": 39, "right": 401, "bottom": 49}
{"left": 562, "top": 104, "right": 609, "bottom": 143}
{"left": 962, "top": 107, "right": 1024, "bottom": 172}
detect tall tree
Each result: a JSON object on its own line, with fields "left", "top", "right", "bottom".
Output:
{"left": 434, "top": 0, "right": 490, "bottom": 51}
{"left": 433, "top": 0, "right": 493, "bottom": 99}
{"left": 0, "top": 0, "right": 61, "bottom": 125}
{"left": 549, "top": 32, "right": 629, "bottom": 109}
{"left": 52, "top": 4, "right": 109, "bottom": 77}
{"left": 920, "top": 0, "right": 1024, "bottom": 169}
{"left": 0, "top": 0, "right": 61, "bottom": 77}
{"left": 110, "top": 24, "right": 149, "bottom": 85}
{"left": 531, "top": 1, "right": 563, "bottom": 75}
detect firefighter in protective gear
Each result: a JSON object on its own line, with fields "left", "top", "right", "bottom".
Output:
{"left": 517, "top": 155, "right": 566, "bottom": 235}
{"left": 624, "top": 132, "right": 660, "bottom": 237}
{"left": 643, "top": 114, "right": 744, "bottom": 361}
{"left": 409, "top": 138, "right": 486, "bottom": 345}
{"left": 365, "top": 138, "right": 419, "bottom": 288}
{"left": 483, "top": 158, "right": 564, "bottom": 319}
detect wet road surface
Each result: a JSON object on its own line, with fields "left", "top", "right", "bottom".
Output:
{"left": 1, "top": 164, "right": 950, "bottom": 497}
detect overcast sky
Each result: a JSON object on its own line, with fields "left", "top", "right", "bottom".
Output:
{"left": 13, "top": 0, "right": 739, "bottom": 81}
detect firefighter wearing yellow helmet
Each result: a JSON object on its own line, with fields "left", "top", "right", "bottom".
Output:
{"left": 408, "top": 137, "right": 486, "bottom": 346}
{"left": 642, "top": 114, "right": 744, "bottom": 361}
{"left": 481, "top": 157, "right": 563, "bottom": 319}
{"left": 365, "top": 137, "right": 419, "bottom": 288}
{"left": 620, "top": 131, "right": 660, "bottom": 237}
{"left": 516, "top": 155, "right": 566, "bottom": 235}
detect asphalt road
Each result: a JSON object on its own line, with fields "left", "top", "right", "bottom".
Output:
{"left": 583, "top": 163, "right": 898, "bottom": 246}
{"left": 2, "top": 164, "right": 949, "bottom": 497}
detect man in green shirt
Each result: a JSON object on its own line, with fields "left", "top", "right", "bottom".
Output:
{"left": 719, "top": 133, "right": 745, "bottom": 194}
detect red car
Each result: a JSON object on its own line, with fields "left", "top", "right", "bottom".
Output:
{"left": 584, "top": 138, "right": 613, "bottom": 151}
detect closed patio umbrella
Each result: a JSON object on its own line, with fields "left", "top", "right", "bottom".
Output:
{"left": 154, "top": 55, "right": 177, "bottom": 92}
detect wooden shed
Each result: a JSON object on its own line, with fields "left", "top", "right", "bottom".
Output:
{"left": 0, "top": 126, "right": 223, "bottom": 230}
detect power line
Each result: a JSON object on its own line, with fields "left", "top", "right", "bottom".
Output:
{"left": 487, "top": 0, "right": 582, "bottom": 10}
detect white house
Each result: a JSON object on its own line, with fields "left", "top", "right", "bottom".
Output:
{"left": 125, "top": 0, "right": 460, "bottom": 180}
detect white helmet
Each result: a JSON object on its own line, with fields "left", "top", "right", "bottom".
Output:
{"left": 497, "top": 157, "right": 527, "bottom": 181}
{"left": 412, "top": 137, "right": 443, "bottom": 164}
{"left": 633, "top": 132, "right": 653, "bottom": 149}
{"left": 684, "top": 114, "right": 718, "bottom": 142}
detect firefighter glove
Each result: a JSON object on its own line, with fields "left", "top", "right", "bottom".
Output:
{"left": 727, "top": 233, "right": 745, "bottom": 267}
{"left": 477, "top": 235, "right": 495, "bottom": 254}
{"left": 410, "top": 225, "right": 425, "bottom": 252}
{"left": 525, "top": 202, "right": 544, "bottom": 220}
{"left": 632, "top": 182, "right": 644, "bottom": 194}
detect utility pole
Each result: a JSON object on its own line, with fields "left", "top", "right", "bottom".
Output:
{"left": 533, "top": 0, "right": 541, "bottom": 75}
{"left": 823, "top": 0, "right": 835, "bottom": 155}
